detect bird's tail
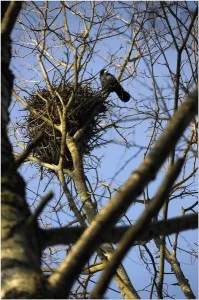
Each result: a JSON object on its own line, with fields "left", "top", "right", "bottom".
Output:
{"left": 114, "top": 84, "right": 130, "bottom": 102}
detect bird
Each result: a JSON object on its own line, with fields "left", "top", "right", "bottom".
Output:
{"left": 100, "top": 69, "right": 130, "bottom": 102}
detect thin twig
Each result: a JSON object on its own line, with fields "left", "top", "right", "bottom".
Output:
{"left": 15, "top": 131, "right": 44, "bottom": 169}
{"left": 28, "top": 191, "right": 54, "bottom": 225}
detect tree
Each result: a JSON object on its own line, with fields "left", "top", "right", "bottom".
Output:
{"left": 2, "top": 1, "right": 198, "bottom": 299}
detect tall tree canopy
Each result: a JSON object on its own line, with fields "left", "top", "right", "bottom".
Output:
{"left": 2, "top": 1, "right": 198, "bottom": 299}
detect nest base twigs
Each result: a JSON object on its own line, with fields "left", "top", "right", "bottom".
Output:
{"left": 25, "top": 84, "right": 108, "bottom": 171}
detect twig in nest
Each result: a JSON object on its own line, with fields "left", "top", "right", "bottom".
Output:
{"left": 25, "top": 84, "right": 108, "bottom": 171}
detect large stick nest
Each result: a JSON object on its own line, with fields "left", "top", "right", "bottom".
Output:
{"left": 25, "top": 83, "right": 108, "bottom": 171}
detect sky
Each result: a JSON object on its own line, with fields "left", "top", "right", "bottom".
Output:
{"left": 9, "top": 1, "right": 198, "bottom": 299}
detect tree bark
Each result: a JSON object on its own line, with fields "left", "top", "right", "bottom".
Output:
{"left": 1, "top": 2, "right": 49, "bottom": 298}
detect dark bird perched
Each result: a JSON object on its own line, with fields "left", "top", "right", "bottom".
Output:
{"left": 100, "top": 69, "right": 130, "bottom": 102}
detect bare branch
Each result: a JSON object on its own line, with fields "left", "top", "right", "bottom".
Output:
{"left": 41, "top": 214, "right": 197, "bottom": 247}
{"left": 14, "top": 131, "right": 44, "bottom": 169}
{"left": 90, "top": 155, "right": 192, "bottom": 298}
{"left": 47, "top": 89, "right": 197, "bottom": 297}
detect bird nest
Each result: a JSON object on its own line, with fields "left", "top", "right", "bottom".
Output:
{"left": 25, "top": 83, "right": 108, "bottom": 171}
